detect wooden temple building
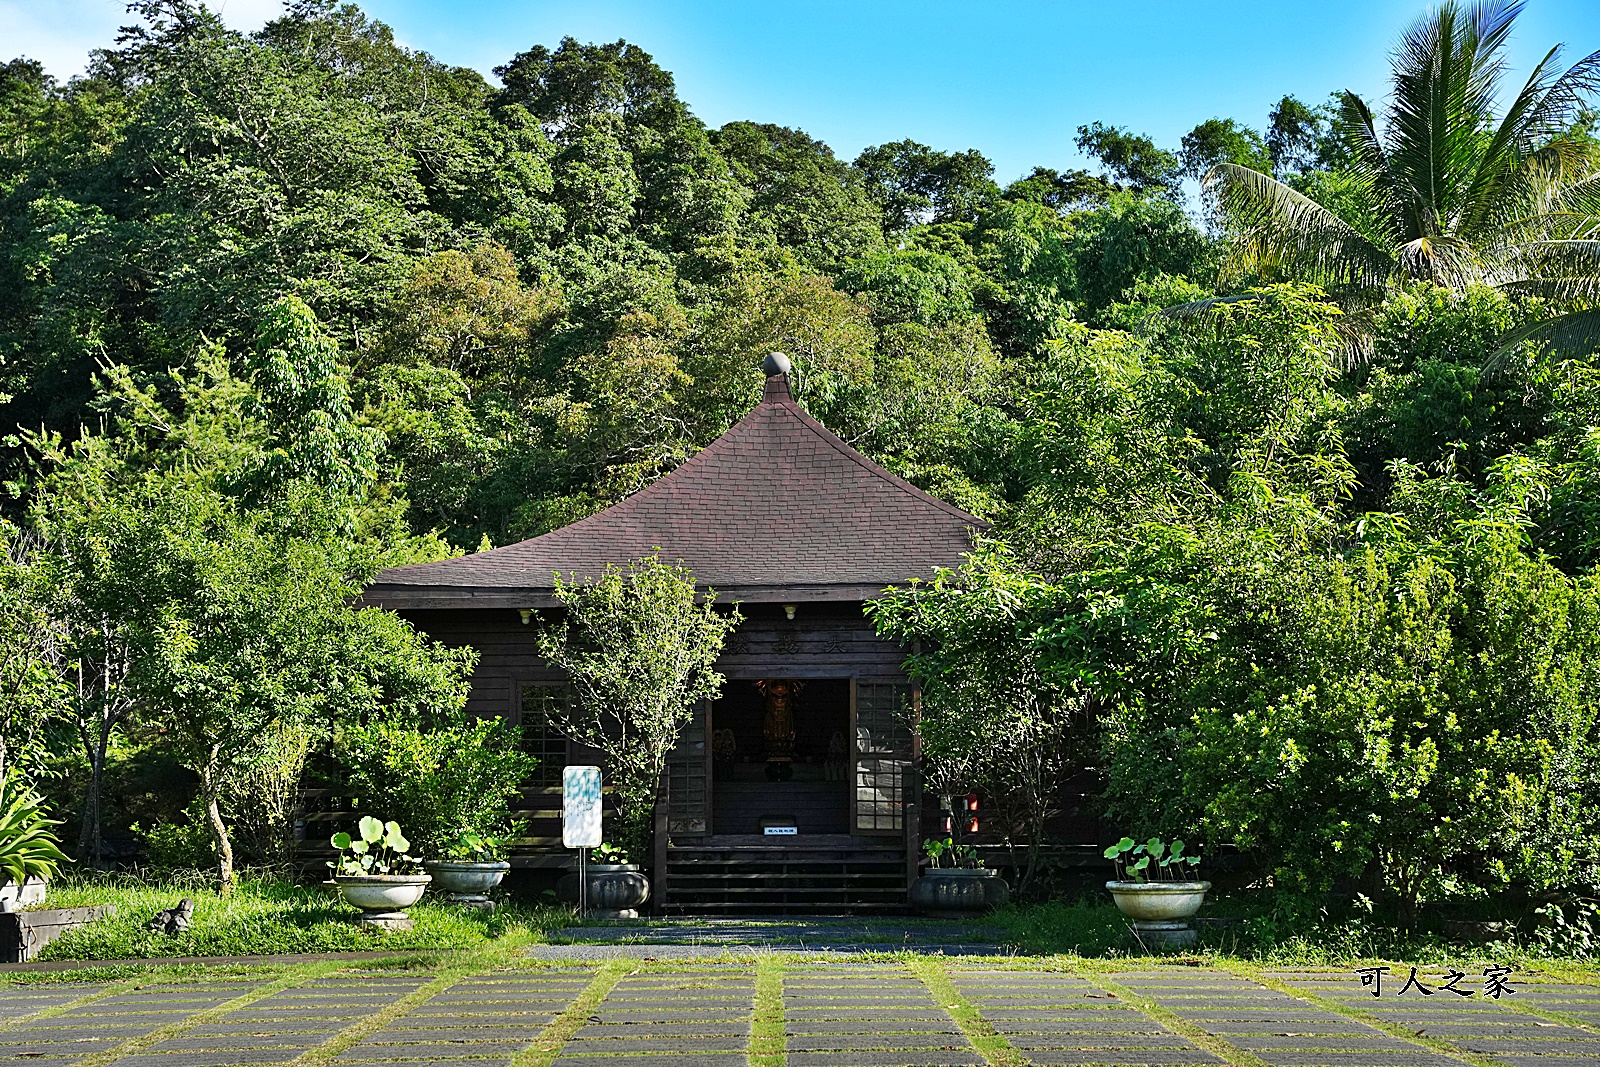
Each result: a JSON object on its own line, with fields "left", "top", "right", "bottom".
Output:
{"left": 359, "top": 356, "right": 984, "bottom": 912}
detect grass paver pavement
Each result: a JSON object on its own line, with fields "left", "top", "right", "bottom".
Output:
{"left": 4, "top": 949, "right": 1600, "bottom": 1067}
{"left": 1262, "top": 970, "right": 1600, "bottom": 1067}
{"left": 553, "top": 966, "right": 755, "bottom": 1065}
{"left": 947, "top": 968, "right": 1227, "bottom": 1066}
{"left": 780, "top": 963, "right": 983, "bottom": 1067}
{"left": 1120, "top": 969, "right": 1470, "bottom": 1067}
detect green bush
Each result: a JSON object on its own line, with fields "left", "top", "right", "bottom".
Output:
{"left": 336, "top": 712, "right": 537, "bottom": 859}
{"left": 1078, "top": 472, "right": 1600, "bottom": 925}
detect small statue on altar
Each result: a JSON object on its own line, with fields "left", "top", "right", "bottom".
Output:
{"left": 754, "top": 678, "right": 802, "bottom": 762}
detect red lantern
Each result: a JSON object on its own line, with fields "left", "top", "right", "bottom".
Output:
{"left": 965, "top": 792, "right": 979, "bottom": 833}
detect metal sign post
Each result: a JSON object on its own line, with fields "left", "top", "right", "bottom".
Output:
{"left": 562, "top": 766, "right": 603, "bottom": 921}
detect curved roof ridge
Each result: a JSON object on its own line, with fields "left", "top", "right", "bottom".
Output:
{"left": 774, "top": 395, "right": 982, "bottom": 524}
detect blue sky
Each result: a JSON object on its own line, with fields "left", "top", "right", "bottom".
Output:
{"left": 5, "top": 1, "right": 1599, "bottom": 182}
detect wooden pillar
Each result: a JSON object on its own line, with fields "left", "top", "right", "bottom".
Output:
{"left": 652, "top": 765, "right": 669, "bottom": 916}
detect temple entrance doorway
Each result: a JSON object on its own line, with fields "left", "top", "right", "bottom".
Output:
{"left": 710, "top": 678, "right": 850, "bottom": 836}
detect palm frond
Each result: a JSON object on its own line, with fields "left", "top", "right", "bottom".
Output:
{"left": 1396, "top": 233, "right": 1488, "bottom": 286}
{"left": 1384, "top": 3, "right": 1518, "bottom": 238}
{"left": 1335, "top": 91, "right": 1406, "bottom": 234}
{"left": 1154, "top": 293, "right": 1265, "bottom": 320}
{"left": 1490, "top": 306, "right": 1600, "bottom": 363}
{"left": 1495, "top": 238, "right": 1600, "bottom": 301}
{"left": 1461, "top": 48, "right": 1600, "bottom": 240}
{"left": 1157, "top": 291, "right": 1377, "bottom": 369}
{"left": 1204, "top": 163, "right": 1396, "bottom": 292}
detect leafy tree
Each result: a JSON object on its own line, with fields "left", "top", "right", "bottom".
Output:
{"left": 0, "top": 526, "right": 62, "bottom": 785}
{"left": 1060, "top": 194, "right": 1212, "bottom": 320}
{"left": 22, "top": 299, "right": 472, "bottom": 885}
{"left": 534, "top": 557, "right": 739, "bottom": 859}
{"left": 714, "top": 121, "right": 884, "bottom": 272}
{"left": 836, "top": 249, "right": 977, "bottom": 328}
{"left": 1206, "top": 1, "right": 1600, "bottom": 351}
{"left": 869, "top": 547, "right": 1092, "bottom": 891}
{"left": 1003, "top": 167, "right": 1115, "bottom": 212}
{"left": 1074, "top": 122, "right": 1182, "bottom": 198}
{"left": 493, "top": 37, "right": 742, "bottom": 255}
{"left": 1179, "top": 118, "right": 1271, "bottom": 182}
{"left": 854, "top": 140, "right": 1000, "bottom": 234}
{"left": 1265, "top": 94, "right": 1336, "bottom": 177}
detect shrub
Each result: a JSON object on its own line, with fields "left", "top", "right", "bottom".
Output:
{"left": 337, "top": 711, "right": 537, "bottom": 858}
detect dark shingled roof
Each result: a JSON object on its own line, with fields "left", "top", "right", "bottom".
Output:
{"left": 363, "top": 372, "right": 983, "bottom": 607}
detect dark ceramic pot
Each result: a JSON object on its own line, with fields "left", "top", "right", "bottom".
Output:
{"left": 556, "top": 863, "right": 650, "bottom": 919}
{"left": 911, "top": 868, "right": 1010, "bottom": 914}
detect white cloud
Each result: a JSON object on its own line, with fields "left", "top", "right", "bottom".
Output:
{"left": 1, "top": 0, "right": 285, "bottom": 79}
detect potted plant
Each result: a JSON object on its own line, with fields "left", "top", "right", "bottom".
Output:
{"left": 911, "top": 837, "right": 1010, "bottom": 914}
{"left": 328, "top": 816, "right": 430, "bottom": 930}
{"left": 1104, "top": 836, "right": 1210, "bottom": 949}
{"left": 557, "top": 842, "right": 650, "bottom": 919}
{"left": 423, "top": 829, "right": 513, "bottom": 909}
{"left": 0, "top": 775, "right": 70, "bottom": 909}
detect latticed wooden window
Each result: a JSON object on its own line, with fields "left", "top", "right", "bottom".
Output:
{"left": 667, "top": 700, "right": 709, "bottom": 834}
{"left": 853, "top": 682, "right": 913, "bottom": 833}
{"left": 518, "top": 683, "right": 570, "bottom": 788}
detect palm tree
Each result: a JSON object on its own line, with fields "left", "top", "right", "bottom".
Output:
{"left": 1205, "top": 0, "right": 1600, "bottom": 355}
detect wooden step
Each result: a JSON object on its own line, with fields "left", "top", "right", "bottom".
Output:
{"left": 659, "top": 835, "right": 912, "bottom": 915}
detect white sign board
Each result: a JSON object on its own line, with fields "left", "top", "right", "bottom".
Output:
{"left": 562, "top": 765, "right": 603, "bottom": 849}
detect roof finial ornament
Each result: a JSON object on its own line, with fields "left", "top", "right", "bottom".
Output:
{"left": 762, "top": 352, "right": 792, "bottom": 378}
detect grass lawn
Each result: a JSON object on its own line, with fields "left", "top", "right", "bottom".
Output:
{"left": 990, "top": 897, "right": 1600, "bottom": 981}
{"left": 29, "top": 873, "right": 569, "bottom": 961}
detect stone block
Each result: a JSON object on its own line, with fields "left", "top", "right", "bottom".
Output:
{"left": 785, "top": 1052, "right": 984, "bottom": 1066}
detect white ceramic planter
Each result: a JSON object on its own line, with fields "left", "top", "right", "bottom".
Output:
{"left": 1107, "top": 880, "right": 1211, "bottom": 949}
{"left": 423, "top": 861, "right": 509, "bottom": 906}
{"left": 333, "top": 874, "right": 431, "bottom": 917}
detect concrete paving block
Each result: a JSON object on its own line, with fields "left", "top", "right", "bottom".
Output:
{"left": 106, "top": 1052, "right": 305, "bottom": 1067}
{"left": 552, "top": 1057, "right": 748, "bottom": 1067}
{"left": 145, "top": 1032, "right": 335, "bottom": 1051}
{"left": 1191, "top": 1019, "right": 1380, "bottom": 1035}
{"left": 1229, "top": 1035, "right": 1434, "bottom": 1051}
{"left": 573, "top": 1022, "right": 750, "bottom": 1037}
{"left": 997, "top": 1033, "right": 1204, "bottom": 1050}
{"left": 784, "top": 1034, "right": 981, "bottom": 1052}
{"left": 179, "top": 1021, "right": 347, "bottom": 1036}
{"left": 1004, "top": 1054, "right": 1223, "bottom": 1066}
{"left": 561, "top": 1036, "right": 750, "bottom": 1053}
{"left": 785, "top": 1052, "right": 984, "bottom": 1066}
{"left": 589, "top": 1009, "right": 750, "bottom": 1024}
{"left": 1249, "top": 1053, "right": 1467, "bottom": 1067}
{"left": 782, "top": 1019, "right": 957, "bottom": 1034}
{"left": 1455, "top": 1036, "right": 1600, "bottom": 1051}
{"left": 339, "top": 1040, "right": 532, "bottom": 1059}
{"left": 963, "top": 1016, "right": 1170, "bottom": 1035}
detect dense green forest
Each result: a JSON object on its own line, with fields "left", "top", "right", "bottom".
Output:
{"left": 3, "top": 0, "right": 1600, "bottom": 918}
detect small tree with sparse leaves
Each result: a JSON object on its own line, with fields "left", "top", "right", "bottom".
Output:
{"left": 536, "top": 556, "right": 740, "bottom": 860}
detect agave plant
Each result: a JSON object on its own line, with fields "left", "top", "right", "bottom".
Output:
{"left": 0, "top": 773, "right": 72, "bottom": 888}
{"left": 1203, "top": 0, "right": 1600, "bottom": 355}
